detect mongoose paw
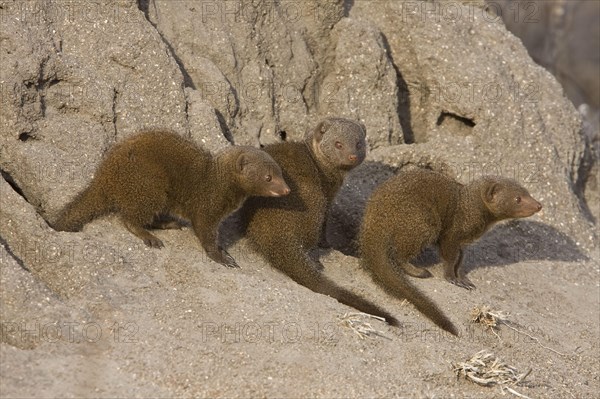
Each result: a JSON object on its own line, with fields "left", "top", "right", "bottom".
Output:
{"left": 220, "top": 250, "right": 240, "bottom": 268}
{"left": 456, "top": 274, "right": 475, "bottom": 289}
{"left": 460, "top": 276, "right": 476, "bottom": 290}
{"left": 222, "top": 259, "right": 240, "bottom": 268}
{"left": 143, "top": 236, "right": 164, "bottom": 248}
{"left": 447, "top": 276, "right": 475, "bottom": 290}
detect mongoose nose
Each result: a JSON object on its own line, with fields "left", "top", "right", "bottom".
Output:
{"left": 536, "top": 202, "right": 542, "bottom": 211}
{"left": 348, "top": 154, "right": 358, "bottom": 162}
{"left": 282, "top": 186, "right": 291, "bottom": 195}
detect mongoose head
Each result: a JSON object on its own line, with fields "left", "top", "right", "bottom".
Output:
{"left": 232, "top": 147, "right": 290, "bottom": 197}
{"left": 306, "top": 117, "right": 367, "bottom": 171}
{"left": 480, "top": 177, "right": 542, "bottom": 220}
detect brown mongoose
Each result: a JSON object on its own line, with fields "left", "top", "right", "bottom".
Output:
{"left": 359, "top": 169, "right": 542, "bottom": 334}
{"left": 53, "top": 130, "right": 290, "bottom": 268}
{"left": 240, "top": 117, "right": 399, "bottom": 326}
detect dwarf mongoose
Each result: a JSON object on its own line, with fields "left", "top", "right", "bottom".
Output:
{"left": 241, "top": 117, "right": 399, "bottom": 326}
{"left": 361, "top": 168, "right": 542, "bottom": 293}
{"left": 53, "top": 130, "right": 290, "bottom": 268}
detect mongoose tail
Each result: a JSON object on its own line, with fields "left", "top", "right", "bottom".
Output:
{"left": 263, "top": 240, "right": 400, "bottom": 327}
{"left": 362, "top": 243, "right": 458, "bottom": 335}
{"left": 53, "top": 183, "right": 110, "bottom": 232}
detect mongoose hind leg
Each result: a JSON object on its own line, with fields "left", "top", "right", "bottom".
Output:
{"left": 401, "top": 262, "right": 433, "bottom": 278}
{"left": 440, "top": 242, "right": 473, "bottom": 289}
{"left": 391, "top": 227, "right": 434, "bottom": 278}
{"left": 193, "top": 216, "right": 239, "bottom": 268}
{"left": 122, "top": 218, "right": 164, "bottom": 248}
{"left": 453, "top": 250, "right": 474, "bottom": 288}
{"left": 122, "top": 205, "right": 167, "bottom": 248}
{"left": 112, "top": 163, "right": 169, "bottom": 247}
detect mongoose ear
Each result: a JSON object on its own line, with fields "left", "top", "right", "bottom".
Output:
{"left": 236, "top": 153, "right": 247, "bottom": 172}
{"left": 485, "top": 182, "right": 499, "bottom": 203}
{"left": 306, "top": 119, "right": 331, "bottom": 143}
{"left": 356, "top": 121, "right": 367, "bottom": 140}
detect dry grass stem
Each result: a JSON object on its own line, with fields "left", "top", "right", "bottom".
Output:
{"left": 471, "top": 305, "right": 509, "bottom": 341}
{"left": 453, "top": 350, "right": 532, "bottom": 398}
{"left": 501, "top": 321, "right": 567, "bottom": 357}
{"left": 470, "top": 305, "right": 566, "bottom": 356}
{"left": 338, "top": 312, "right": 391, "bottom": 340}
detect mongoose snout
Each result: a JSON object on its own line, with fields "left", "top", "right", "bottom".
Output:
{"left": 511, "top": 195, "right": 542, "bottom": 217}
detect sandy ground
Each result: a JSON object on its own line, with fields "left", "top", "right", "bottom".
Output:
{"left": 1, "top": 196, "right": 598, "bottom": 398}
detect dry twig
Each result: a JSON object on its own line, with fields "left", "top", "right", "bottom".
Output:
{"left": 471, "top": 305, "right": 509, "bottom": 341}
{"left": 470, "top": 305, "right": 566, "bottom": 356}
{"left": 453, "top": 350, "right": 532, "bottom": 398}
{"left": 338, "top": 312, "right": 391, "bottom": 340}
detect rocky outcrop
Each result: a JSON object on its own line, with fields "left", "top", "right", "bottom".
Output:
{"left": 329, "top": 0, "right": 595, "bottom": 254}
{"left": 487, "top": 0, "right": 600, "bottom": 227}
{"left": 0, "top": 1, "right": 597, "bottom": 397}
{"left": 0, "top": 0, "right": 189, "bottom": 219}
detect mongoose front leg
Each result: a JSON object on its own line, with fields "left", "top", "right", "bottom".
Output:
{"left": 122, "top": 219, "right": 164, "bottom": 248}
{"left": 211, "top": 246, "right": 238, "bottom": 268}
{"left": 440, "top": 242, "right": 474, "bottom": 290}
{"left": 317, "top": 217, "right": 330, "bottom": 249}
{"left": 192, "top": 217, "right": 239, "bottom": 268}
{"left": 391, "top": 246, "right": 432, "bottom": 278}
{"left": 453, "top": 249, "right": 474, "bottom": 288}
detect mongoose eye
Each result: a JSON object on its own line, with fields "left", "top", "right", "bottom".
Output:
{"left": 265, "top": 175, "right": 272, "bottom": 182}
{"left": 335, "top": 141, "right": 343, "bottom": 149}
{"left": 515, "top": 196, "right": 521, "bottom": 204}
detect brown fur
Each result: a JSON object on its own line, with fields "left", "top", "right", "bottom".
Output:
{"left": 359, "top": 168, "right": 542, "bottom": 334}
{"left": 53, "top": 130, "right": 289, "bottom": 267}
{"left": 241, "top": 118, "right": 399, "bottom": 326}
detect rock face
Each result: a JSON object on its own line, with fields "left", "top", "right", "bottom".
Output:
{"left": 141, "top": 0, "right": 403, "bottom": 146}
{"left": 0, "top": 0, "right": 189, "bottom": 219}
{"left": 1, "top": 1, "right": 598, "bottom": 397}
{"left": 330, "top": 0, "right": 596, "bottom": 254}
{"left": 490, "top": 0, "right": 599, "bottom": 110}
{"left": 486, "top": 0, "right": 600, "bottom": 229}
